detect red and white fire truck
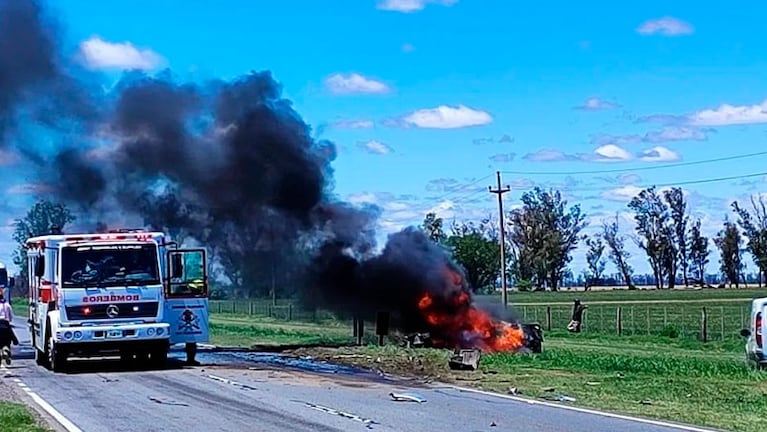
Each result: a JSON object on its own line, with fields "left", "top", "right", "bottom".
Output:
{"left": 25, "top": 229, "right": 209, "bottom": 372}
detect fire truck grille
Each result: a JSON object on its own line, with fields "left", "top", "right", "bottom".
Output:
{"left": 65, "top": 302, "right": 160, "bottom": 320}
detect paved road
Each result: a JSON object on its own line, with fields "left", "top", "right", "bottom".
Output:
{"left": 3, "top": 317, "right": 722, "bottom": 432}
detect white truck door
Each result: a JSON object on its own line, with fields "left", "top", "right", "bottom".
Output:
{"left": 162, "top": 249, "right": 210, "bottom": 346}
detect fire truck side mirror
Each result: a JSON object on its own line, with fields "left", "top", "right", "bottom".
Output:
{"left": 171, "top": 254, "right": 184, "bottom": 279}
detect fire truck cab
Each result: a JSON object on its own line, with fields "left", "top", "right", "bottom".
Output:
{"left": 26, "top": 230, "right": 209, "bottom": 372}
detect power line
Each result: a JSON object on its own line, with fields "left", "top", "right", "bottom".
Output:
{"left": 500, "top": 150, "right": 767, "bottom": 176}
{"left": 427, "top": 173, "right": 494, "bottom": 202}
{"left": 512, "top": 170, "right": 767, "bottom": 193}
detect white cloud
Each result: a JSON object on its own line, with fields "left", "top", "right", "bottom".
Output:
{"left": 325, "top": 73, "right": 390, "bottom": 95}
{"left": 331, "top": 119, "right": 374, "bottom": 129}
{"left": 600, "top": 185, "right": 646, "bottom": 202}
{"left": 639, "top": 146, "right": 681, "bottom": 162}
{"left": 78, "top": 36, "right": 163, "bottom": 70}
{"left": 688, "top": 99, "right": 767, "bottom": 126}
{"left": 575, "top": 97, "right": 620, "bottom": 111}
{"left": 377, "top": 0, "right": 458, "bottom": 13}
{"left": 401, "top": 105, "right": 492, "bottom": 129}
{"left": 592, "top": 144, "right": 634, "bottom": 162}
{"left": 636, "top": 17, "right": 694, "bottom": 36}
{"left": 644, "top": 127, "right": 708, "bottom": 142}
{"left": 402, "top": 43, "right": 416, "bottom": 53}
{"left": 358, "top": 140, "right": 393, "bottom": 155}
{"left": 347, "top": 192, "right": 378, "bottom": 205}
{"left": 523, "top": 149, "right": 574, "bottom": 162}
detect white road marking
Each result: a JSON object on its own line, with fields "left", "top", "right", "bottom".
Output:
{"left": 1, "top": 364, "right": 82, "bottom": 432}
{"left": 301, "top": 401, "right": 378, "bottom": 429}
{"left": 206, "top": 374, "right": 258, "bottom": 390}
{"left": 444, "top": 385, "right": 719, "bottom": 432}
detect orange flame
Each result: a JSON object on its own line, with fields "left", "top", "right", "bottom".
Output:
{"left": 416, "top": 268, "right": 525, "bottom": 352}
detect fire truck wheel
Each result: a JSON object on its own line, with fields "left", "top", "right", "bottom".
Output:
{"left": 150, "top": 348, "right": 167, "bottom": 369}
{"left": 47, "top": 335, "right": 67, "bottom": 372}
{"left": 34, "top": 347, "right": 46, "bottom": 366}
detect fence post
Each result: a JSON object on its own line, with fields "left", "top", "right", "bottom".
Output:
{"left": 288, "top": 304, "right": 293, "bottom": 321}
{"left": 663, "top": 306, "right": 667, "bottom": 327}
{"left": 249, "top": 302, "right": 254, "bottom": 316}
{"left": 232, "top": 300, "right": 236, "bottom": 314}
{"left": 217, "top": 302, "right": 222, "bottom": 314}
{"left": 645, "top": 306, "right": 649, "bottom": 335}
{"left": 720, "top": 306, "right": 725, "bottom": 340}
{"left": 700, "top": 306, "right": 708, "bottom": 343}
{"left": 616, "top": 307, "right": 622, "bottom": 336}
{"left": 268, "top": 304, "right": 273, "bottom": 318}
{"left": 546, "top": 306, "right": 552, "bottom": 331}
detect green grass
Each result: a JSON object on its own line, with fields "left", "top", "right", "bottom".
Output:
{"left": 209, "top": 315, "right": 354, "bottom": 348}
{"left": 493, "top": 286, "right": 767, "bottom": 304}
{"left": 0, "top": 401, "right": 50, "bottom": 432}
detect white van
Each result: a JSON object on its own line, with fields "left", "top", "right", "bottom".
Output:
{"left": 740, "top": 297, "right": 767, "bottom": 370}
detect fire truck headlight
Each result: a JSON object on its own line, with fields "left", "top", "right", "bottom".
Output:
{"left": 147, "top": 328, "right": 155, "bottom": 336}
{"left": 156, "top": 327, "right": 164, "bottom": 336}
{"left": 74, "top": 331, "right": 83, "bottom": 340}
{"left": 64, "top": 331, "right": 73, "bottom": 340}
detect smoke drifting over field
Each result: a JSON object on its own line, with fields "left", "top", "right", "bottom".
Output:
{"left": 1, "top": 0, "right": 525, "bottom": 350}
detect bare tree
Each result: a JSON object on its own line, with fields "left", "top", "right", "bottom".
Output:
{"left": 714, "top": 218, "right": 743, "bottom": 287}
{"left": 731, "top": 195, "right": 767, "bottom": 287}
{"left": 688, "top": 218, "right": 710, "bottom": 285}
{"left": 584, "top": 234, "right": 606, "bottom": 289}
{"left": 601, "top": 214, "right": 635, "bottom": 289}
{"left": 663, "top": 188, "right": 690, "bottom": 286}
{"left": 628, "top": 186, "right": 676, "bottom": 289}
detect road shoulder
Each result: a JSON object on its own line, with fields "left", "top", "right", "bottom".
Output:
{"left": 1, "top": 367, "right": 66, "bottom": 432}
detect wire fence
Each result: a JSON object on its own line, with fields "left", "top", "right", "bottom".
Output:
{"left": 516, "top": 303, "right": 751, "bottom": 341}
{"left": 210, "top": 299, "right": 754, "bottom": 342}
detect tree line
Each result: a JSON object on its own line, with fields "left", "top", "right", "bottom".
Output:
{"left": 9, "top": 187, "right": 767, "bottom": 297}
{"left": 422, "top": 186, "right": 767, "bottom": 292}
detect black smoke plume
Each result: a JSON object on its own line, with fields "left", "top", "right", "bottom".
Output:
{"left": 1, "top": 0, "right": 525, "bottom": 349}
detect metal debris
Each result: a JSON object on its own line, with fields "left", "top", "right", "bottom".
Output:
{"left": 389, "top": 392, "right": 426, "bottom": 403}
{"left": 557, "top": 394, "right": 576, "bottom": 403}
{"left": 448, "top": 349, "right": 481, "bottom": 371}
{"left": 148, "top": 396, "right": 189, "bottom": 406}
{"left": 507, "top": 387, "right": 520, "bottom": 395}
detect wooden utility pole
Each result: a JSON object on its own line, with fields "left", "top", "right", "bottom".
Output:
{"left": 489, "top": 171, "right": 511, "bottom": 308}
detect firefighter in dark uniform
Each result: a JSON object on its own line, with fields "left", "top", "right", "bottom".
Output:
{"left": 183, "top": 278, "right": 204, "bottom": 366}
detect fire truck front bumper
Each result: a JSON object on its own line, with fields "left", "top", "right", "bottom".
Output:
{"left": 56, "top": 322, "right": 170, "bottom": 344}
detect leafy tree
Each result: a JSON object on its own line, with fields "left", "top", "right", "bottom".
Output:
{"left": 507, "top": 187, "right": 587, "bottom": 291}
{"left": 584, "top": 234, "right": 606, "bottom": 288}
{"left": 688, "top": 217, "right": 710, "bottom": 284}
{"left": 445, "top": 218, "right": 500, "bottom": 293}
{"left": 663, "top": 187, "right": 690, "bottom": 286}
{"left": 601, "top": 214, "right": 635, "bottom": 289}
{"left": 12, "top": 200, "right": 76, "bottom": 279}
{"left": 628, "top": 186, "right": 676, "bottom": 289}
{"left": 731, "top": 195, "right": 767, "bottom": 286}
{"left": 421, "top": 212, "right": 447, "bottom": 244}
{"left": 714, "top": 218, "right": 743, "bottom": 287}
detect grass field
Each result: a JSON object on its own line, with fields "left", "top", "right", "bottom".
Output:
{"left": 207, "top": 312, "right": 767, "bottom": 432}
{"left": 0, "top": 401, "right": 49, "bottom": 432}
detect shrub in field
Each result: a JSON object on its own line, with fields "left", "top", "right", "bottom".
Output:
{"left": 659, "top": 324, "right": 679, "bottom": 338}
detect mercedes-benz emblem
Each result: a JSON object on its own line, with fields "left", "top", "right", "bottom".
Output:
{"left": 106, "top": 304, "right": 120, "bottom": 318}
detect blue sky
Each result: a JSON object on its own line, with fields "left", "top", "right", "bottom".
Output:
{"left": 2, "top": 0, "right": 767, "bottom": 277}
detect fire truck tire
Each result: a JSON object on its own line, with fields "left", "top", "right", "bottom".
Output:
{"left": 32, "top": 332, "right": 47, "bottom": 366}
{"left": 150, "top": 348, "right": 167, "bottom": 369}
{"left": 47, "top": 335, "right": 67, "bottom": 372}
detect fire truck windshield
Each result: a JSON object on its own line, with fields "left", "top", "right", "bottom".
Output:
{"left": 61, "top": 243, "right": 160, "bottom": 288}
